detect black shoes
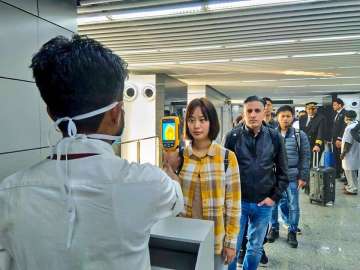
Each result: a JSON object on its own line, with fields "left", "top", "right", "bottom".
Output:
{"left": 237, "top": 249, "right": 268, "bottom": 267}
{"left": 260, "top": 250, "right": 269, "bottom": 266}
{"left": 237, "top": 249, "right": 245, "bottom": 265}
{"left": 267, "top": 228, "right": 279, "bottom": 243}
{"left": 287, "top": 231, "right": 298, "bottom": 248}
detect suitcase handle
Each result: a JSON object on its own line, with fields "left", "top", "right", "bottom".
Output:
{"left": 312, "top": 151, "right": 319, "bottom": 168}
{"left": 327, "top": 141, "right": 333, "bottom": 152}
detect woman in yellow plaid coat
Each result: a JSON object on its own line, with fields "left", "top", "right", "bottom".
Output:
{"left": 164, "top": 98, "right": 241, "bottom": 270}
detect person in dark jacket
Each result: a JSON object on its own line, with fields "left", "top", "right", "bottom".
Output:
{"left": 263, "top": 97, "right": 278, "bottom": 129}
{"left": 331, "top": 98, "right": 347, "bottom": 180}
{"left": 299, "top": 102, "right": 326, "bottom": 162}
{"left": 268, "top": 106, "right": 311, "bottom": 248}
{"left": 226, "top": 96, "right": 289, "bottom": 270}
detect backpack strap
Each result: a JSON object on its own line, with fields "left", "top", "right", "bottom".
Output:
{"left": 268, "top": 127, "right": 280, "bottom": 158}
{"left": 225, "top": 124, "right": 243, "bottom": 152}
{"left": 294, "top": 128, "right": 301, "bottom": 153}
{"left": 224, "top": 149, "right": 229, "bottom": 173}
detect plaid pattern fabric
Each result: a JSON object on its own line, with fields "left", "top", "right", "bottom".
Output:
{"left": 178, "top": 141, "right": 241, "bottom": 254}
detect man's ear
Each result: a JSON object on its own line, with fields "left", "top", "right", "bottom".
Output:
{"left": 109, "top": 101, "right": 123, "bottom": 124}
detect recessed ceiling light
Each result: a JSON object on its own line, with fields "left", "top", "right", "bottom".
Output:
{"left": 283, "top": 70, "right": 336, "bottom": 77}
{"left": 160, "top": 45, "right": 222, "bottom": 52}
{"left": 77, "top": 15, "right": 109, "bottom": 24}
{"left": 242, "top": 80, "right": 278, "bottom": 83}
{"left": 233, "top": 55, "right": 289, "bottom": 61}
{"left": 301, "top": 35, "right": 360, "bottom": 42}
{"left": 179, "top": 59, "right": 230, "bottom": 64}
{"left": 292, "top": 52, "right": 359, "bottom": 58}
{"left": 129, "top": 62, "right": 176, "bottom": 67}
{"left": 225, "top": 39, "right": 296, "bottom": 49}
{"left": 280, "top": 84, "right": 360, "bottom": 88}
{"left": 207, "top": 0, "right": 318, "bottom": 11}
{"left": 110, "top": 4, "right": 202, "bottom": 20}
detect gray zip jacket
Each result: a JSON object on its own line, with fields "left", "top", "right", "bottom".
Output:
{"left": 280, "top": 127, "right": 311, "bottom": 182}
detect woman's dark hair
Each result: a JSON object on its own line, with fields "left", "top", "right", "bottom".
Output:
{"left": 276, "top": 105, "right": 295, "bottom": 116}
{"left": 31, "top": 35, "right": 128, "bottom": 134}
{"left": 345, "top": 110, "right": 357, "bottom": 120}
{"left": 185, "top": 98, "right": 220, "bottom": 141}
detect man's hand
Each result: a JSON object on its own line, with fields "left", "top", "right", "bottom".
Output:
{"left": 163, "top": 149, "right": 181, "bottom": 173}
{"left": 162, "top": 162, "right": 179, "bottom": 181}
{"left": 298, "top": 179, "right": 306, "bottom": 190}
{"left": 257, "top": 197, "right": 275, "bottom": 207}
{"left": 313, "top": 145, "right": 321, "bottom": 152}
{"left": 335, "top": 140, "right": 342, "bottom": 149}
{"left": 340, "top": 153, "right": 345, "bottom": 160}
{"left": 222, "top": 247, "right": 236, "bottom": 265}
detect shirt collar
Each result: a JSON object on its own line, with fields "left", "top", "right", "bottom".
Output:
{"left": 244, "top": 124, "right": 264, "bottom": 137}
{"left": 52, "top": 136, "right": 115, "bottom": 156}
{"left": 185, "top": 140, "right": 217, "bottom": 158}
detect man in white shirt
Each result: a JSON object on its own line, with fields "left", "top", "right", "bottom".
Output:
{"left": 340, "top": 110, "right": 360, "bottom": 195}
{"left": 0, "top": 35, "right": 183, "bottom": 270}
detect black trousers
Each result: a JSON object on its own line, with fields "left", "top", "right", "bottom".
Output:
{"left": 332, "top": 141, "right": 343, "bottom": 178}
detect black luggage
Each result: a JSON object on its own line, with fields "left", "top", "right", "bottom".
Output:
{"left": 309, "top": 152, "right": 336, "bottom": 206}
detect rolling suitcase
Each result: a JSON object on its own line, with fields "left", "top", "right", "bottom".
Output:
{"left": 309, "top": 152, "right": 336, "bottom": 206}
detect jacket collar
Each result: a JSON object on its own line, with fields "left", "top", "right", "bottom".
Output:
{"left": 277, "top": 126, "right": 295, "bottom": 137}
{"left": 243, "top": 124, "right": 264, "bottom": 137}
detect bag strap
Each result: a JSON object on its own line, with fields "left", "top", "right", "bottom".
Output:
{"left": 312, "top": 151, "right": 319, "bottom": 168}
{"left": 224, "top": 149, "right": 229, "bottom": 173}
{"left": 294, "top": 128, "right": 301, "bottom": 153}
{"left": 268, "top": 127, "right": 280, "bottom": 158}
{"left": 226, "top": 124, "right": 243, "bottom": 152}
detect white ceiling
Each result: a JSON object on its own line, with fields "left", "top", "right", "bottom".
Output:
{"left": 78, "top": 0, "right": 360, "bottom": 103}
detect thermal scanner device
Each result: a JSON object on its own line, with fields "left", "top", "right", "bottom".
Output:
{"left": 161, "top": 116, "right": 180, "bottom": 151}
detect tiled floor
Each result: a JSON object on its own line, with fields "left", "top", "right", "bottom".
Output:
{"left": 259, "top": 181, "right": 360, "bottom": 270}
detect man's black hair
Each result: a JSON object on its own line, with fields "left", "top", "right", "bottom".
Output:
{"left": 333, "top": 97, "right": 345, "bottom": 107}
{"left": 244, "top": 95, "right": 266, "bottom": 106}
{"left": 345, "top": 110, "right": 357, "bottom": 120}
{"left": 31, "top": 35, "right": 128, "bottom": 134}
{"left": 276, "top": 105, "right": 295, "bottom": 116}
{"left": 263, "top": 97, "right": 273, "bottom": 104}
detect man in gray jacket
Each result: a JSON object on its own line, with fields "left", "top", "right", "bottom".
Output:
{"left": 268, "top": 105, "right": 311, "bottom": 248}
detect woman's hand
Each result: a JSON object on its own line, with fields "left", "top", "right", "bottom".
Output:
{"left": 222, "top": 247, "right": 236, "bottom": 265}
